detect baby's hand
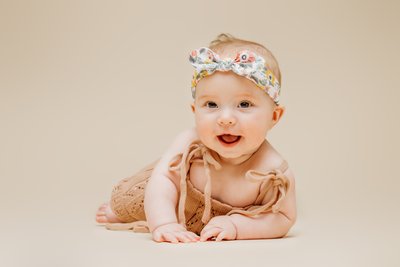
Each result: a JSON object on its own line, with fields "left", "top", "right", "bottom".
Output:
{"left": 200, "top": 215, "right": 237, "bottom": 242}
{"left": 152, "top": 222, "right": 200, "bottom": 243}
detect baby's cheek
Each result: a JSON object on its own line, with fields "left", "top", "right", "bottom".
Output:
{"left": 196, "top": 120, "right": 213, "bottom": 138}
{"left": 196, "top": 116, "right": 212, "bottom": 129}
{"left": 246, "top": 123, "right": 269, "bottom": 141}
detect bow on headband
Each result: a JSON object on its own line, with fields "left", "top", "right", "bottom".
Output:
{"left": 189, "top": 47, "right": 281, "bottom": 104}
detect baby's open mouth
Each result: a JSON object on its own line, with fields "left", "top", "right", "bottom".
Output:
{"left": 217, "top": 134, "right": 241, "bottom": 145}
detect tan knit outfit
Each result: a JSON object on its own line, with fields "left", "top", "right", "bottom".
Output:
{"left": 106, "top": 141, "right": 290, "bottom": 235}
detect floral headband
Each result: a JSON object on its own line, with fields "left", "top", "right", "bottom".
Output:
{"left": 189, "top": 47, "right": 281, "bottom": 105}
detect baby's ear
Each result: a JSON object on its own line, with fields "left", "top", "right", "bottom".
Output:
{"left": 191, "top": 103, "right": 196, "bottom": 113}
{"left": 272, "top": 105, "right": 285, "bottom": 125}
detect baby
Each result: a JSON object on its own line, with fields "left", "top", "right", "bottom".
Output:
{"left": 96, "top": 34, "right": 297, "bottom": 243}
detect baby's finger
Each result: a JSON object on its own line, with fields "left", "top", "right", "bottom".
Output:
{"left": 174, "top": 232, "right": 191, "bottom": 243}
{"left": 163, "top": 233, "right": 179, "bottom": 243}
{"left": 190, "top": 232, "right": 201, "bottom": 241}
{"left": 152, "top": 231, "right": 164, "bottom": 242}
{"left": 200, "top": 227, "right": 222, "bottom": 242}
{"left": 185, "top": 232, "right": 200, "bottom": 242}
{"left": 181, "top": 232, "right": 193, "bottom": 242}
{"left": 200, "top": 224, "right": 215, "bottom": 236}
{"left": 215, "top": 231, "right": 227, "bottom": 242}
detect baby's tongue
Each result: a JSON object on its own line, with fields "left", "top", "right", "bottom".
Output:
{"left": 221, "top": 134, "right": 239, "bottom": 143}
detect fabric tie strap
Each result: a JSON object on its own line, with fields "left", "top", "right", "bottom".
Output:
{"left": 227, "top": 161, "right": 290, "bottom": 217}
{"left": 169, "top": 141, "right": 221, "bottom": 225}
{"left": 105, "top": 221, "right": 149, "bottom": 233}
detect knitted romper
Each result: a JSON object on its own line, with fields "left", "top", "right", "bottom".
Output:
{"left": 106, "top": 141, "right": 290, "bottom": 235}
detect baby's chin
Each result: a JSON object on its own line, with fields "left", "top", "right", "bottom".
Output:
{"left": 214, "top": 149, "right": 257, "bottom": 165}
{"left": 205, "top": 143, "right": 250, "bottom": 161}
{"left": 208, "top": 140, "right": 266, "bottom": 163}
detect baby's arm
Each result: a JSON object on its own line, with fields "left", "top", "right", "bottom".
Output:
{"left": 201, "top": 168, "right": 297, "bottom": 241}
{"left": 144, "top": 127, "right": 200, "bottom": 243}
{"left": 231, "top": 168, "right": 296, "bottom": 239}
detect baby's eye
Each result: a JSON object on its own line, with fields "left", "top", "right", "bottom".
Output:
{"left": 205, "top": 101, "right": 218, "bottom": 108}
{"left": 238, "top": 101, "right": 252, "bottom": 108}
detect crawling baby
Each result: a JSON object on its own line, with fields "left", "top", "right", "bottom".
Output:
{"left": 96, "top": 33, "right": 297, "bottom": 243}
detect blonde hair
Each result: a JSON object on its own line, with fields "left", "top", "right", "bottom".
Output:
{"left": 208, "top": 33, "right": 282, "bottom": 85}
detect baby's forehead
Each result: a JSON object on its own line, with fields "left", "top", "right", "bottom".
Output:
{"left": 196, "top": 72, "right": 265, "bottom": 98}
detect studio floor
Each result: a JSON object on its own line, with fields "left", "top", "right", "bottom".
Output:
{"left": 1, "top": 206, "right": 397, "bottom": 267}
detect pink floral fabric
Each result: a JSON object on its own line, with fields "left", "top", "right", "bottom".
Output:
{"left": 189, "top": 47, "right": 281, "bottom": 105}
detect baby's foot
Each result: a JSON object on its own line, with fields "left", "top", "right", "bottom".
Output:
{"left": 95, "top": 202, "right": 122, "bottom": 224}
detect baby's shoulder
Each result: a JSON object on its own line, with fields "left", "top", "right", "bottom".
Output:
{"left": 153, "top": 128, "right": 198, "bottom": 186}
{"left": 248, "top": 140, "right": 289, "bottom": 174}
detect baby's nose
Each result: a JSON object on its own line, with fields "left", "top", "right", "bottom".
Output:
{"left": 217, "top": 109, "right": 237, "bottom": 126}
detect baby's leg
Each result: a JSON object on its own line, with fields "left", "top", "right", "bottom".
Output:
{"left": 95, "top": 160, "right": 157, "bottom": 224}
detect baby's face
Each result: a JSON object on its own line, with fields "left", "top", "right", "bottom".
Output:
{"left": 192, "top": 71, "right": 281, "bottom": 163}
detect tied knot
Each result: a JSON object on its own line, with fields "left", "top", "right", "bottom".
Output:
{"left": 226, "top": 164, "right": 290, "bottom": 217}
{"left": 217, "top": 58, "right": 234, "bottom": 71}
{"left": 189, "top": 47, "right": 281, "bottom": 105}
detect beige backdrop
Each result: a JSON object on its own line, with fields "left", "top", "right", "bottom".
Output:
{"left": 1, "top": 0, "right": 399, "bottom": 266}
